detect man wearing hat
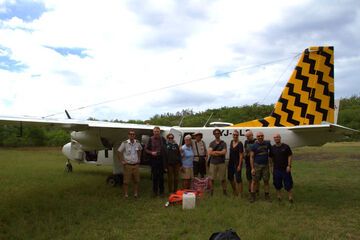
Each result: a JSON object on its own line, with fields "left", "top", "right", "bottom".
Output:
{"left": 192, "top": 131, "right": 208, "bottom": 178}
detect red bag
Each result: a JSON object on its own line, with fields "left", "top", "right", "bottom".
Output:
{"left": 191, "top": 177, "right": 212, "bottom": 192}
{"left": 166, "top": 189, "right": 202, "bottom": 206}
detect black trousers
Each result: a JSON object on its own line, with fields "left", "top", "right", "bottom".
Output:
{"left": 151, "top": 158, "right": 164, "bottom": 194}
{"left": 193, "top": 157, "right": 206, "bottom": 178}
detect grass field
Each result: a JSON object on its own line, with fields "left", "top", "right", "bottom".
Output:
{"left": 0, "top": 142, "right": 360, "bottom": 240}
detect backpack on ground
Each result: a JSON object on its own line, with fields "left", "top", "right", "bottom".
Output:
{"left": 209, "top": 229, "right": 241, "bottom": 240}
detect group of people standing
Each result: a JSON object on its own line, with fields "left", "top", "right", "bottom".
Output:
{"left": 117, "top": 127, "right": 294, "bottom": 203}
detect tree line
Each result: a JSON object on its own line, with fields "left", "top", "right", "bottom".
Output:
{"left": 1, "top": 95, "right": 359, "bottom": 147}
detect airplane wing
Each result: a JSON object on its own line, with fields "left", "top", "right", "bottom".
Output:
{"left": 288, "top": 123, "right": 359, "bottom": 135}
{"left": 0, "top": 116, "right": 170, "bottom": 146}
{"left": 0, "top": 115, "right": 168, "bottom": 131}
{"left": 286, "top": 123, "right": 359, "bottom": 146}
{"left": 0, "top": 115, "right": 89, "bottom": 131}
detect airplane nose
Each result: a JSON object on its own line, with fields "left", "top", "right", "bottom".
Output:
{"left": 62, "top": 142, "right": 72, "bottom": 159}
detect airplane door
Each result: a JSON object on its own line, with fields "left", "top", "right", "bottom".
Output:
{"left": 169, "top": 128, "right": 183, "bottom": 145}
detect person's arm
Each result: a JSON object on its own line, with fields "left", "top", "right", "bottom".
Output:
{"left": 137, "top": 143, "right": 142, "bottom": 164}
{"left": 145, "top": 138, "right": 157, "bottom": 157}
{"left": 208, "top": 147, "right": 214, "bottom": 157}
{"left": 287, "top": 155, "right": 292, "bottom": 173}
{"left": 203, "top": 141, "right": 208, "bottom": 160}
{"left": 117, "top": 143, "right": 126, "bottom": 165}
{"left": 250, "top": 151, "right": 255, "bottom": 175}
{"left": 238, "top": 152, "right": 243, "bottom": 171}
{"left": 268, "top": 143, "right": 273, "bottom": 172}
{"left": 216, "top": 142, "right": 227, "bottom": 156}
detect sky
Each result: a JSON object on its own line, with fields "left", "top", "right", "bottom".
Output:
{"left": 0, "top": 0, "right": 359, "bottom": 121}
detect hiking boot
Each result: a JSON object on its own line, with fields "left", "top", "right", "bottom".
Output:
{"left": 249, "top": 192, "right": 256, "bottom": 203}
{"left": 265, "top": 192, "right": 271, "bottom": 202}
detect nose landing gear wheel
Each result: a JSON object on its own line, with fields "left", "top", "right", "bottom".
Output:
{"left": 106, "top": 174, "right": 123, "bottom": 187}
{"left": 65, "top": 160, "right": 73, "bottom": 172}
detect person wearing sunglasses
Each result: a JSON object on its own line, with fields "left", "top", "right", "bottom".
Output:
{"left": 164, "top": 133, "right": 181, "bottom": 193}
{"left": 117, "top": 129, "right": 143, "bottom": 198}
{"left": 228, "top": 130, "right": 244, "bottom": 197}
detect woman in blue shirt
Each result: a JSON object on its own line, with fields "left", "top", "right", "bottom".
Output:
{"left": 180, "top": 134, "right": 194, "bottom": 189}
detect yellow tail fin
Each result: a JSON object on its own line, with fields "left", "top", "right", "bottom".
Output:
{"left": 234, "top": 46, "right": 334, "bottom": 127}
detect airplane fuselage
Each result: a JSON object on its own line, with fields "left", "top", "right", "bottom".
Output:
{"left": 62, "top": 125, "right": 341, "bottom": 167}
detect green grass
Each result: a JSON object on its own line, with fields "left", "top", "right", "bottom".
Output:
{"left": 0, "top": 143, "right": 360, "bottom": 240}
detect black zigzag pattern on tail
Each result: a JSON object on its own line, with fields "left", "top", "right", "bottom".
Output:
{"left": 319, "top": 47, "right": 334, "bottom": 78}
{"left": 278, "top": 98, "right": 300, "bottom": 126}
{"left": 295, "top": 66, "right": 312, "bottom": 94}
{"left": 310, "top": 91, "right": 329, "bottom": 121}
{"left": 315, "top": 70, "right": 335, "bottom": 109}
{"left": 303, "top": 53, "right": 316, "bottom": 74}
{"left": 258, "top": 119, "right": 269, "bottom": 127}
{"left": 306, "top": 114, "right": 315, "bottom": 124}
{"left": 286, "top": 83, "right": 308, "bottom": 118}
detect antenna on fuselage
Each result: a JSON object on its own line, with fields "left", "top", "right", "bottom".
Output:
{"left": 65, "top": 110, "right": 72, "bottom": 119}
{"left": 203, "top": 112, "right": 213, "bottom": 127}
{"left": 178, "top": 115, "right": 185, "bottom": 127}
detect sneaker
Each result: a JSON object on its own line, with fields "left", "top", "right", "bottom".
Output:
{"left": 124, "top": 194, "right": 129, "bottom": 198}
{"left": 223, "top": 190, "right": 228, "bottom": 196}
{"left": 289, "top": 198, "right": 294, "bottom": 204}
{"left": 210, "top": 189, "right": 214, "bottom": 196}
{"left": 277, "top": 196, "right": 282, "bottom": 202}
{"left": 134, "top": 194, "right": 138, "bottom": 198}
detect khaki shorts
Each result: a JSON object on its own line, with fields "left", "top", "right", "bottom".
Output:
{"left": 209, "top": 163, "right": 226, "bottom": 181}
{"left": 123, "top": 164, "right": 140, "bottom": 184}
{"left": 252, "top": 164, "right": 270, "bottom": 182}
{"left": 181, "top": 167, "right": 194, "bottom": 180}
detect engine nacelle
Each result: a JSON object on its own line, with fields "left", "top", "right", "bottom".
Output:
{"left": 62, "top": 141, "right": 84, "bottom": 161}
{"left": 70, "top": 130, "right": 104, "bottom": 150}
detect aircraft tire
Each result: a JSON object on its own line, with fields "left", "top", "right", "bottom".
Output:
{"left": 106, "top": 174, "right": 123, "bottom": 187}
{"left": 65, "top": 162, "right": 73, "bottom": 172}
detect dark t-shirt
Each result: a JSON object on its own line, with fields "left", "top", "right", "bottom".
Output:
{"left": 251, "top": 140, "right": 271, "bottom": 165}
{"left": 244, "top": 139, "right": 256, "bottom": 163}
{"left": 209, "top": 140, "right": 227, "bottom": 164}
{"left": 229, "top": 140, "right": 244, "bottom": 167}
{"left": 165, "top": 142, "right": 181, "bottom": 165}
{"left": 270, "top": 143, "right": 292, "bottom": 171}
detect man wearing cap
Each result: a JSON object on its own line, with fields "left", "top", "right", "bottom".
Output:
{"left": 208, "top": 128, "right": 227, "bottom": 195}
{"left": 192, "top": 132, "right": 207, "bottom": 178}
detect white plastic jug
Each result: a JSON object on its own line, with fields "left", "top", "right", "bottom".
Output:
{"left": 182, "top": 192, "right": 196, "bottom": 209}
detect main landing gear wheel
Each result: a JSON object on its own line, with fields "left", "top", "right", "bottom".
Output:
{"left": 65, "top": 160, "right": 73, "bottom": 172}
{"left": 106, "top": 174, "right": 123, "bottom": 187}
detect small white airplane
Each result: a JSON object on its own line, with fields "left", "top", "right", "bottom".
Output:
{"left": 0, "top": 46, "right": 357, "bottom": 185}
